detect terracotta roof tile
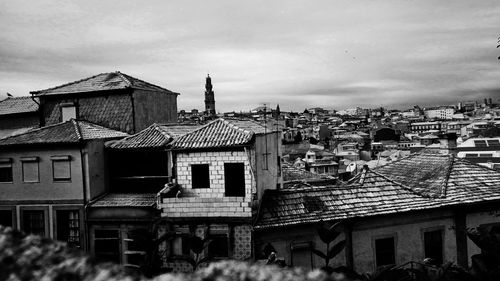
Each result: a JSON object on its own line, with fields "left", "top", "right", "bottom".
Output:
{"left": 107, "top": 123, "right": 200, "bottom": 149}
{"left": 90, "top": 193, "right": 156, "bottom": 207}
{"left": 172, "top": 118, "right": 272, "bottom": 149}
{"left": 0, "top": 119, "right": 127, "bottom": 146}
{"left": 0, "top": 96, "right": 38, "bottom": 115}
{"left": 255, "top": 153, "right": 500, "bottom": 230}
{"left": 31, "top": 71, "right": 178, "bottom": 96}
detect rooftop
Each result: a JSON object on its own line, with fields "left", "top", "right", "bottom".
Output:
{"left": 255, "top": 152, "right": 500, "bottom": 229}
{"left": 0, "top": 96, "right": 38, "bottom": 115}
{"left": 0, "top": 119, "right": 128, "bottom": 146}
{"left": 107, "top": 123, "right": 200, "bottom": 149}
{"left": 171, "top": 118, "right": 274, "bottom": 150}
{"left": 31, "top": 71, "right": 178, "bottom": 96}
{"left": 90, "top": 193, "right": 157, "bottom": 208}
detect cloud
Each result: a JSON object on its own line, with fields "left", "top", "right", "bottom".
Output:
{"left": 1, "top": 0, "right": 499, "bottom": 111}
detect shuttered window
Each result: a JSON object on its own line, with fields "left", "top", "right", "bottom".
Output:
{"left": 51, "top": 156, "right": 71, "bottom": 181}
{"left": 21, "top": 157, "right": 39, "bottom": 183}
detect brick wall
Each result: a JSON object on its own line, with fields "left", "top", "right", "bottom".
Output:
{"left": 160, "top": 151, "right": 254, "bottom": 218}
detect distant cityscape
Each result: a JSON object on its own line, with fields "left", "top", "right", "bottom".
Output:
{"left": 0, "top": 71, "right": 499, "bottom": 278}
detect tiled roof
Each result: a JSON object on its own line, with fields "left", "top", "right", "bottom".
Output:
{"left": 107, "top": 123, "right": 200, "bottom": 149}
{"left": 282, "top": 162, "right": 324, "bottom": 182}
{"left": 0, "top": 96, "right": 38, "bottom": 115}
{"left": 0, "top": 119, "right": 128, "bottom": 146}
{"left": 255, "top": 153, "right": 500, "bottom": 230}
{"left": 31, "top": 71, "right": 178, "bottom": 96}
{"left": 374, "top": 153, "right": 452, "bottom": 198}
{"left": 171, "top": 118, "right": 271, "bottom": 149}
{"left": 90, "top": 193, "right": 157, "bottom": 207}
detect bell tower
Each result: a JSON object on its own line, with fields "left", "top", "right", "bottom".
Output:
{"left": 204, "top": 74, "right": 216, "bottom": 117}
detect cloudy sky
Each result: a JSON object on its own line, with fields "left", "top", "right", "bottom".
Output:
{"left": 1, "top": 0, "right": 499, "bottom": 112}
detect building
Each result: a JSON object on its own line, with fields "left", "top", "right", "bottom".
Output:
{"left": 424, "top": 107, "right": 455, "bottom": 120}
{"left": 254, "top": 152, "right": 500, "bottom": 273}
{"left": 410, "top": 121, "right": 441, "bottom": 134}
{"left": 456, "top": 137, "right": 500, "bottom": 170}
{"left": 82, "top": 123, "right": 201, "bottom": 266}
{"left": 30, "top": 71, "right": 179, "bottom": 134}
{"left": 0, "top": 119, "right": 127, "bottom": 249}
{"left": 156, "top": 118, "right": 281, "bottom": 272}
{"left": 0, "top": 96, "right": 39, "bottom": 139}
{"left": 204, "top": 75, "right": 216, "bottom": 117}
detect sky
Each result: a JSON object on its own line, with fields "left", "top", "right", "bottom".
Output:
{"left": 0, "top": 0, "right": 499, "bottom": 112}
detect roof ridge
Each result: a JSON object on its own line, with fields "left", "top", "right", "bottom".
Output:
{"left": 115, "top": 71, "right": 132, "bottom": 87}
{"left": 368, "top": 170, "right": 432, "bottom": 198}
{"left": 440, "top": 154, "right": 455, "bottom": 198}
{"left": 118, "top": 72, "right": 175, "bottom": 93}
{"left": 31, "top": 72, "right": 109, "bottom": 95}
{"left": 71, "top": 119, "right": 83, "bottom": 141}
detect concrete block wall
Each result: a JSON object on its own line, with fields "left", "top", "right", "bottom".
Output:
{"left": 160, "top": 151, "right": 254, "bottom": 218}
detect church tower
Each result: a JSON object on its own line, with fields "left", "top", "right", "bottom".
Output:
{"left": 204, "top": 74, "right": 216, "bottom": 117}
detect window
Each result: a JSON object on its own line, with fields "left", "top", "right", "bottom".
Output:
{"left": 21, "top": 157, "right": 39, "bottom": 183}
{"left": 0, "top": 158, "right": 13, "bottom": 183}
{"left": 424, "top": 229, "right": 443, "bottom": 265}
{"left": 291, "top": 241, "right": 314, "bottom": 269}
{"left": 56, "top": 210, "right": 80, "bottom": 248}
{"left": 208, "top": 234, "right": 229, "bottom": 258}
{"left": 0, "top": 209, "right": 13, "bottom": 227}
{"left": 22, "top": 210, "right": 45, "bottom": 236}
{"left": 375, "top": 236, "right": 396, "bottom": 267}
{"left": 51, "top": 156, "right": 71, "bottom": 181}
{"left": 61, "top": 104, "right": 76, "bottom": 122}
{"left": 191, "top": 164, "right": 210, "bottom": 189}
{"left": 94, "top": 229, "right": 120, "bottom": 263}
{"left": 474, "top": 140, "right": 487, "bottom": 147}
{"left": 124, "top": 229, "right": 149, "bottom": 267}
{"left": 172, "top": 235, "right": 191, "bottom": 256}
{"left": 224, "top": 163, "right": 245, "bottom": 197}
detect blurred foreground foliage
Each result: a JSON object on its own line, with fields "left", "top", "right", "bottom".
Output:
{"left": 0, "top": 226, "right": 358, "bottom": 281}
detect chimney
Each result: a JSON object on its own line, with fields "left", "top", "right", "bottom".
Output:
{"left": 359, "top": 164, "right": 369, "bottom": 184}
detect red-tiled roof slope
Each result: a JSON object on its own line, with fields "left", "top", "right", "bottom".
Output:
{"left": 89, "top": 193, "right": 157, "bottom": 207}
{"left": 31, "top": 71, "right": 178, "bottom": 96}
{"left": 256, "top": 171, "right": 436, "bottom": 229}
{"left": 107, "top": 123, "right": 200, "bottom": 149}
{"left": 255, "top": 153, "right": 500, "bottom": 230}
{"left": 172, "top": 118, "right": 271, "bottom": 149}
{"left": 0, "top": 119, "right": 127, "bottom": 146}
{"left": 0, "top": 96, "right": 38, "bottom": 115}
{"left": 374, "top": 153, "right": 452, "bottom": 197}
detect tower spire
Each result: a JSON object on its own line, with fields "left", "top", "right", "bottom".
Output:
{"left": 204, "top": 74, "right": 216, "bottom": 118}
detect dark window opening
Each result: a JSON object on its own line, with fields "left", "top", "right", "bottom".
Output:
{"left": 22, "top": 210, "right": 45, "bottom": 236}
{"left": 94, "top": 229, "right": 120, "bottom": 263}
{"left": 124, "top": 229, "right": 149, "bottom": 267}
{"left": 224, "top": 163, "right": 245, "bottom": 197}
{"left": 375, "top": 237, "right": 396, "bottom": 267}
{"left": 172, "top": 235, "right": 191, "bottom": 256}
{"left": 0, "top": 210, "right": 13, "bottom": 227}
{"left": 291, "top": 241, "right": 314, "bottom": 269}
{"left": 424, "top": 230, "right": 443, "bottom": 265}
{"left": 56, "top": 210, "right": 80, "bottom": 248}
{"left": 208, "top": 234, "right": 229, "bottom": 258}
{"left": 192, "top": 164, "right": 210, "bottom": 189}
{"left": 0, "top": 159, "right": 13, "bottom": 183}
